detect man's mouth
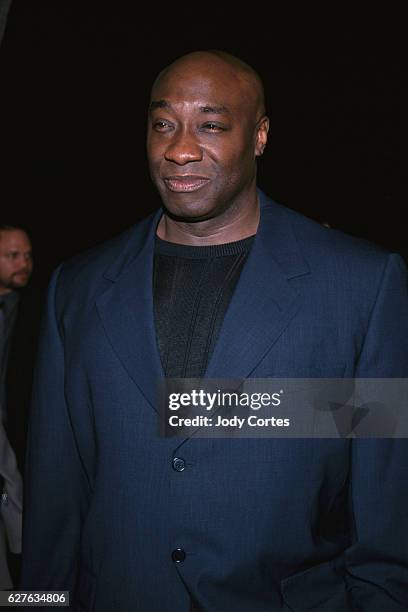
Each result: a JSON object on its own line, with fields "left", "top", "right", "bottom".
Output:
{"left": 14, "top": 271, "right": 30, "bottom": 279}
{"left": 163, "top": 176, "right": 210, "bottom": 193}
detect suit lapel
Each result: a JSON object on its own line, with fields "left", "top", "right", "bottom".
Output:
{"left": 95, "top": 193, "right": 310, "bottom": 415}
{"left": 96, "top": 210, "right": 164, "bottom": 413}
{"left": 205, "top": 193, "right": 310, "bottom": 379}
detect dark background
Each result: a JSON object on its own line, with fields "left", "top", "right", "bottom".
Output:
{"left": 1, "top": 5, "right": 406, "bottom": 289}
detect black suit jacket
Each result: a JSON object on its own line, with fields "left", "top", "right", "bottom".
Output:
{"left": 4, "top": 284, "right": 43, "bottom": 472}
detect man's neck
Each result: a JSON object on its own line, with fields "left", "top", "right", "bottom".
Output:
{"left": 156, "top": 197, "right": 260, "bottom": 246}
{"left": 0, "top": 288, "right": 13, "bottom": 297}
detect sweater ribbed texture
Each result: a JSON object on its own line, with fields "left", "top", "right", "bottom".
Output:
{"left": 153, "top": 235, "right": 255, "bottom": 378}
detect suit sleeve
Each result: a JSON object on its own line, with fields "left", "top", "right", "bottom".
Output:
{"left": 20, "top": 265, "right": 89, "bottom": 593}
{"left": 344, "top": 253, "right": 408, "bottom": 610}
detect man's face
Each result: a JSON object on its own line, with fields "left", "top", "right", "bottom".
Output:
{"left": 0, "top": 229, "right": 33, "bottom": 294}
{"left": 147, "top": 60, "right": 268, "bottom": 222}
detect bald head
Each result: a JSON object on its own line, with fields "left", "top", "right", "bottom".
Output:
{"left": 151, "top": 50, "right": 266, "bottom": 119}
{"left": 147, "top": 49, "right": 269, "bottom": 241}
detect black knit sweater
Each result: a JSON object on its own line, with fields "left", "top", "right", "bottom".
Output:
{"left": 153, "top": 234, "right": 255, "bottom": 378}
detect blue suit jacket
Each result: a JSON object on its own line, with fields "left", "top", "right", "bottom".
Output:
{"left": 20, "top": 192, "right": 408, "bottom": 611}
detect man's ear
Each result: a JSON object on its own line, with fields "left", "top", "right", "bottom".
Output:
{"left": 255, "top": 116, "right": 270, "bottom": 157}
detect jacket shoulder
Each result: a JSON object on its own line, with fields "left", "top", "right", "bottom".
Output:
{"left": 50, "top": 211, "right": 158, "bottom": 305}
{"left": 269, "top": 197, "right": 399, "bottom": 269}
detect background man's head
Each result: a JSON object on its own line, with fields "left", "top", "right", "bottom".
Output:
{"left": 147, "top": 50, "right": 269, "bottom": 223}
{"left": 0, "top": 225, "right": 33, "bottom": 295}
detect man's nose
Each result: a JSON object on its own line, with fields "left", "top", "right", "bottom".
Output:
{"left": 164, "top": 130, "right": 202, "bottom": 165}
{"left": 17, "top": 254, "right": 32, "bottom": 268}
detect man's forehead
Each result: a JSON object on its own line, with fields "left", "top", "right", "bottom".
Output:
{"left": 0, "top": 230, "right": 31, "bottom": 247}
{"left": 150, "top": 75, "right": 252, "bottom": 116}
{"left": 150, "top": 53, "right": 264, "bottom": 119}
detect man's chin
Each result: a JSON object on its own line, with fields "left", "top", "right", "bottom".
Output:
{"left": 162, "top": 207, "right": 217, "bottom": 224}
{"left": 160, "top": 198, "right": 218, "bottom": 223}
{"left": 10, "top": 280, "right": 30, "bottom": 290}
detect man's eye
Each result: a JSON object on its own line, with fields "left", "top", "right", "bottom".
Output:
{"left": 153, "top": 121, "right": 172, "bottom": 131}
{"left": 202, "top": 123, "right": 225, "bottom": 132}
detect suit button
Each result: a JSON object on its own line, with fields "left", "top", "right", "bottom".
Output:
{"left": 172, "top": 548, "right": 186, "bottom": 563}
{"left": 172, "top": 457, "right": 185, "bottom": 472}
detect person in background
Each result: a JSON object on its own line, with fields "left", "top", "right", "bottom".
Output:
{"left": 0, "top": 224, "right": 43, "bottom": 587}
{"left": 0, "top": 224, "right": 32, "bottom": 588}
{"left": 0, "top": 4, "right": 25, "bottom": 590}
{"left": 0, "top": 224, "right": 37, "bottom": 469}
{"left": 0, "top": 225, "right": 41, "bottom": 477}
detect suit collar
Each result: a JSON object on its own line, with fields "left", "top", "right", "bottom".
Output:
{"left": 256, "top": 189, "right": 310, "bottom": 280}
{"left": 102, "top": 209, "right": 163, "bottom": 282}
{"left": 96, "top": 191, "right": 310, "bottom": 412}
{"left": 96, "top": 208, "right": 164, "bottom": 412}
{"left": 205, "top": 191, "right": 309, "bottom": 378}
{"left": 102, "top": 191, "right": 309, "bottom": 283}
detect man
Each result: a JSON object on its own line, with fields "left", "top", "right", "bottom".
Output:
{"left": 0, "top": 226, "right": 41, "bottom": 477}
{"left": 0, "top": 225, "right": 33, "bottom": 421}
{"left": 21, "top": 51, "right": 408, "bottom": 611}
{"left": 0, "top": 225, "right": 32, "bottom": 587}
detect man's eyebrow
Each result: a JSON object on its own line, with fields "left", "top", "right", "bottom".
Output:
{"left": 200, "top": 105, "right": 230, "bottom": 115}
{"left": 149, "top": 100, "right": 171, "bottom": 112}
{"left": 149, "top": 101, "right": 230, "bottom": 115}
